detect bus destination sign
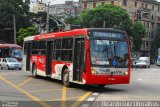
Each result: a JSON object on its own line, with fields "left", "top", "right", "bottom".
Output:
{"left": 91, "top": 32, "right": 126, "bottom": 39}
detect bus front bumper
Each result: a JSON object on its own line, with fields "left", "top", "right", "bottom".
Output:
{"left": 85, "top": 75, "right": 130, "bottom": 85}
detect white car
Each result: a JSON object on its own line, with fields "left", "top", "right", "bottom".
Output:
{"left": 135, "top": 60, "right": 150, "bottom": 68}
{"left": 0, "top": 58, "right": 22, "bottom": 70}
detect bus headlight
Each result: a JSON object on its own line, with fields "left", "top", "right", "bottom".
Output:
{"left": 91, "top": 68, "right": 98, "bottom": 75}
{"left": 124, "top": 71, "right": 128, "bottom": 75}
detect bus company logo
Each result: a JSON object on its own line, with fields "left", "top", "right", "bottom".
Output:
{"left": 32, "top": 56, "right": 37, "bottom": 61}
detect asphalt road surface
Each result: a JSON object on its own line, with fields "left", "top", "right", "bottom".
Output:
{"left": 0, "top": 65, "right": 160, "bottom": 107}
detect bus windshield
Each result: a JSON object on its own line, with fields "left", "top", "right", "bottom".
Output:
{"left": 90, "top": 39, "right": 128, "bottom": 67}
{"left": 12, "top": 49, "right": 22, "bottom": 58}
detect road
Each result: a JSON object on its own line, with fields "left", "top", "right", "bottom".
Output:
{"left": 0, "top": 65, "right": 160, "bottom": 107}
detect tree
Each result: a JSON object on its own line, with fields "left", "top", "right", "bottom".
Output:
{"left": 154, "top": 26, "right": 160, "bottom": 50}
{"left": 80, "top": 4, "right": 145, "bottom": 52}
{"left": 0, "top": 0, "right": 30, "bottom": 29}
{"left": 17, "top": 26, "right": 39, "bottom": 45}
{"left": 64, "top": 16, "right": 81, "bottom": 25}
{"left": 81, "top": 4, "right": 133, "bottom": 29}
{"left": 131, "top": 21, "right": 145, "bottom": 51}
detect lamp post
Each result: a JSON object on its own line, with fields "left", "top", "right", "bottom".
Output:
{"left": 13, "top": 14, "right": 16, "bottom": 44}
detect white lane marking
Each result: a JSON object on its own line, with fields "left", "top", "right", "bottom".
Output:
{"left": 87, "top": 97, "right": 95, "bottom": 101}
{"left": 81, "top": 104, "right": 90, "bottom": 107}
{"left": 92, "top": 93, "right": 99, "bottom": 96}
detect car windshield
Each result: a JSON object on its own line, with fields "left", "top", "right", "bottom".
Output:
{"left": 6, "top": 58, "right": 18, "bottom": 62}
{"left": 137, "top": 60, "right": 148, "bottom": 63}
{"left": 90, "top": 39, "right": 128, "bottom": 67}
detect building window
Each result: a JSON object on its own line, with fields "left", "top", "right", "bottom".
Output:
{"left": 152, "top": 5, "right": 154, "bottom": 10}
{"left": 151, "top": 23, "right": 154, "bottom": 30}
{"left": 84, "top": 3, "right": 87, "bottom": 10}
{"left": 151, "top": 31, "right": 154, "bottom": 38}
{"left": 148, "top": 32, "right": 151, "bottom": 38}
{"left": 122, "top": 0, "right": 127, "bottom": 6}
{"left": 145, "top": 4, "right": 148, "bottom": 9}
{"left": 111, "top": 1, "right": 114, "bottom": 5}
{"left": 158, "top": 16, "right": 160, "bottom": 21}
{"left": 135, "top": 2, "right": 137, "bottom": 7}
{"left": 142, "top": 3, "right": 144, "bottom": 8}
{"left": 93, "top": 3, "right": 96, "bottom": 8}
{"left": 147, "top": 22, "right": 149, "bottom": 29}
{"left": 146, "top": 42, "right": 149, "bottom": 48}
{"left": 143, "top": 42, "right": 145, "bottom": 48}
{"left": 152, "top": 15, "right": 154, "bottom": 20}
{"left": 158, "top": 6, "right": 160, "bottom": 11}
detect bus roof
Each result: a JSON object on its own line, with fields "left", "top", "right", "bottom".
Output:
{"left": 0, "top": 43, "right": 22, "bottom": 49}
{"left": 24, "top": 28, "right": 126, "bottom": 41}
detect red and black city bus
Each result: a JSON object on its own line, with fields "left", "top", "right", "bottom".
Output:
{"left": 0, "top": 43, "right": 22, "bottom": 62}
{"left": 23, "top": 28, "right": 131, "bottom": 87}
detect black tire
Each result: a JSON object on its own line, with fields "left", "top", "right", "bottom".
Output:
{"left": 62, "top": 69, "right": 71, "bottom": 87}
{"left": 32, "top": 64, "right": 38, "bottom": 78}
{"left": 19, "top": 68, "right": 22, "bottom": 70}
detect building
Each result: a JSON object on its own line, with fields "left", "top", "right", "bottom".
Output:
{"left": 31, "top": 0, "right": 81, "bottom": 20}
{"left": 32, "top": 1, "right": 46, "bottom": 13}
{"left": 81, "top": 0, "right": 160, "bottom": 60}
{"left": 49, "top": 1, "right": 81, "bottom": 21}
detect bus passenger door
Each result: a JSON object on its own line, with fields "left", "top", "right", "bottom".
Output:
{"left": 73, "top": 38, "right": 85, "bottom": 82}
{"left": 46, "top": 41, "right": 53, "bottom": 76}
{"left": 26, "top": 43, "right": 32, "bottom": 71}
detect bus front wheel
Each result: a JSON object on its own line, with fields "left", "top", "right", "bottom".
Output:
{"left": 62, "top": 69, "right": 71, "bottom": 87}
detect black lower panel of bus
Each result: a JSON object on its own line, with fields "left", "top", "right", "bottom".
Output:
{"left": 73, "top": 38, "right": 85, "bottom": 82}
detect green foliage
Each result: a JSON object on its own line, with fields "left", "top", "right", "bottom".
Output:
{"left": 0, "top": 0, "right": 30, "bottom": 29}
{"left": 154, "top": 26, "right": 160, "bottom": 49}
{"left": 80, "top": 4, "right": 145, "bottom": 52}
{"left": 131, "top": 21, "right": 145, "bottom": 51}
{"left": 81, "top": 4, "right": 132, "bottom": 28}
{"left": 64, "top": 17, "right": 81, "bottom": 25}
{"left": 17, "top": 26, "right": 39, "bottom": 45}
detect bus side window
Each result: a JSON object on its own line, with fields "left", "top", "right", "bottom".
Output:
{"left": 53, "top": 39, "right": 61, "bottom": 61}
{"left": 32, "top": 41, "right": 39, "bottom": 54}
{"left": 61, "top": 38, "right": 73, "bottom": 61}
{"left": 39, "top": 41, "right": 46, "bottom": 55}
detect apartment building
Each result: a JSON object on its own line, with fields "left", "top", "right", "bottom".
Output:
{"left": 81, "top": 0, "right": 160, "bottom": 59}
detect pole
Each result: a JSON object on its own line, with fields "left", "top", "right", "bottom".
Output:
{"left": 13, "top": 14, "right": 16, "bottom": 44}
{"left": 46, "top": 3, "right": 49, "bottom": 33}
